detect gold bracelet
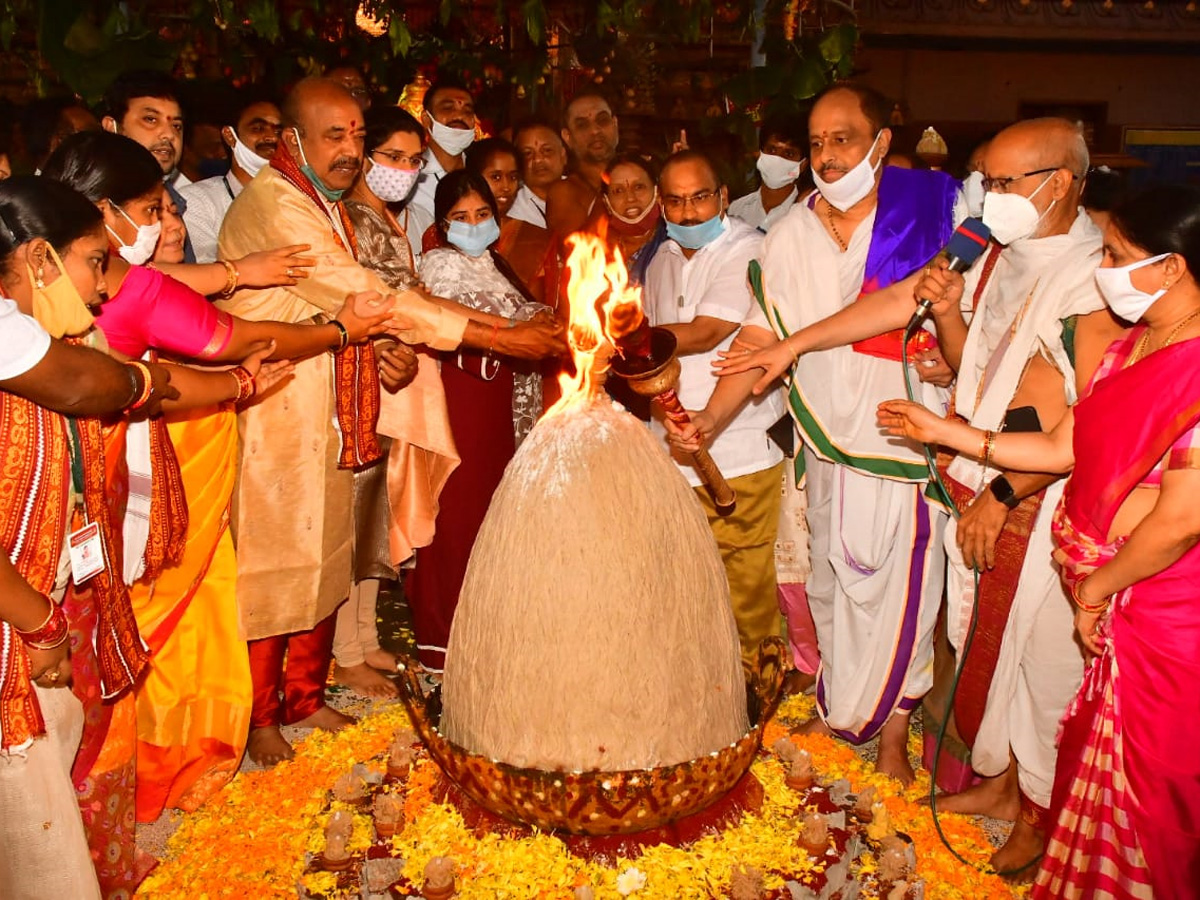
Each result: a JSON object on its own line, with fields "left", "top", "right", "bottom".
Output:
{"left": 1071, "top": 577, "right": 1111, "bottom": 614}
{"left": 217, "top": 259, "right": 239, "bottom": 297}
{"left": 981, "top": 429, "right": 996, "bottom": 469}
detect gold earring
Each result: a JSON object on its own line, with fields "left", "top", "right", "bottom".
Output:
{"left": 35, "top": 267, "right": 45, "bottom": 289}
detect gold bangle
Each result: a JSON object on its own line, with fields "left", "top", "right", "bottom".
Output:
{"left": 981, "top": 430, "right": 996, "bottom": 469}
{"left": 1071, "top": 577, "right": 1111, "bottom": 614}
{"left": 217, "top": 259, "right": 239, "bottom": 297}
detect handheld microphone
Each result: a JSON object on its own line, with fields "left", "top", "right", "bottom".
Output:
{"left": 906, "top": 217, "right": 992, "bottom": 333}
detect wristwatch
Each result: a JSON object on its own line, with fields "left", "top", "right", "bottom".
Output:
{"left": 989, "top": 475, "right": 1020, "bottom": 510}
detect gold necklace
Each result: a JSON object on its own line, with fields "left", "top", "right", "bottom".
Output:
{"left": 825, "top": 201, "right": 847, "bottom": 251}
{"left": 1129, "top": 306, "right": 1200, "bottom": 365}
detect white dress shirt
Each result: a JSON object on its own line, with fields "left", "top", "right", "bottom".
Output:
{"left": 179, "top": 171, "right": 244, "bottom": 263}
{"left": 644, "top": 216, "right": 784, "bottom": 486}
{"left": 727, "top": 186, "right": 799, "bottom": 233}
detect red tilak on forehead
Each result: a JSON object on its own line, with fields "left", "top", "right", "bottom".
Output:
{"left": 351, "top": 120, "right": 358, "bottom": 129}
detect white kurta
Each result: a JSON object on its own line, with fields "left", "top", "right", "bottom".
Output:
{"left": 946, "top": 210, "right": 1102, "bottom": 805}
{"left": 748, "top": 200, "right": 949, "bottom": 742}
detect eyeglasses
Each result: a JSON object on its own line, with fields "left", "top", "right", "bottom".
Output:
{"left": 661, "top": 189, "right": 719, "bottom": 212}
{"left": 370, "top": 150, "right": 427, "bottom": 170}
{"left": 981, "top": 167, "right": 1076, "bottom": 194}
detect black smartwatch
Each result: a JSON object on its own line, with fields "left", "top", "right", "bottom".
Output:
{"left": 989, "top": 475, "right": 1020, "bottom": 510}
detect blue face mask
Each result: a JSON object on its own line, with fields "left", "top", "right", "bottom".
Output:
{"left": 666, "top": 213, "right": 725, "bottom": 250}
{"left": 446, "top": 218, "right": 500, "bottom": 257}
{"left": 292, "top": 128, "right": 346, "bottom": 202}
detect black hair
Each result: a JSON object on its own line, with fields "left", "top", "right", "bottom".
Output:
{"left": 364, "top": 105, "right": 425, "bottom": 154}
{"left": 229, "top": 88, "right": 280, "bottom": 128}
{"left": 20, "top": 97, "right": 88, "bottom": 165}
{"left": 1109, "top": 183, "right": 1200, "bottom": 280}
{"left": 423, "top": 81, "right": 472, "bottom": 115}
{"left": 659, "top": 149, "right": 724, "bottom": 190}
{"left": 103, "top": 69, "right": 181, "bottom": 124}
{"left": 466, "top": 137, "right": 519, "bottom": 175}
{"left": 512, "top": 117, "right": 561, "bottom": 148}
{"left": 758, "top": 114, "right": 806, "bottom": 153}
{"left": 813, "top": 82, "right": 891, "bottom": 135}
{"left": 433, "top": 169, "right": 500, "bottom": 241}
{"left": 0, "top": 175, "right": 104, "bottom": 274}
{"left": 603, "top": 152, "right": 660, "bottom": 192}
{"left": 1082, "top": 167, "right": 1126, "bottom": 213}
{"left": 41, "top": 131, "right": 164, "bottom": 206}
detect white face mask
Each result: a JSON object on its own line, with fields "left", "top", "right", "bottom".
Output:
{"left": 364, "top": 159, "right": 421, "bottom": 203}
{"left": 232, "top": 134, "right": 270, "bottom": 178}
{"left": 756, "top": 153, "right": 802, "bottom": 190}
{"left": 962, "top": 171, "right": 985, "bottom": 218}
{"left": 429, "top": 118, "right": 475, "bottom": 156}
{"left": 812, "top": 132, "right": 882, "bottom": 212}
{"left": 981, "top": 173, "right": 1056, "bottom": 246}
{"left": 1094, "top": 252, "right": 1171, "bottom": 322}
{"left": 106, "top": 201, "right": 162, "bottom": 265}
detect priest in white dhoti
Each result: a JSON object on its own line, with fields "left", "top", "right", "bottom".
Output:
{"left": 915, "top": 117, "right": 1109, "bottom": 872}
{"left": 667, "top": 84, "right": 963, "bottom": 783}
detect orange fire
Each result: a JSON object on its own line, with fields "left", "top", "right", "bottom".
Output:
{"left": 546, "top": 233, "right": 645, "bottom": 418}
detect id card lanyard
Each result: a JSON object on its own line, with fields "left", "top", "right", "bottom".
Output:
{"left": 65, "top": 419, "right": 105, "bottom": 584}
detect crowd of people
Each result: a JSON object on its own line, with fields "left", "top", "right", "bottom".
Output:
{"left": 0, "top": 60, "right": 1196, "bottom": 900}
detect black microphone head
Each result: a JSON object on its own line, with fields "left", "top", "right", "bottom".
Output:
{"left": 945, "top": 217, "right": 992, "bottom": 272}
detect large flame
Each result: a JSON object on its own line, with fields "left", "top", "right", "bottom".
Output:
{"left": 546, "top": 233, "right": 644, "bottom": 417}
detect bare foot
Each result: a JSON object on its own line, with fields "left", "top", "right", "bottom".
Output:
{"left": 247, "top": 725, "right": 295, "bottom": 767}
{"left": 783, "top": 670, "right": 817, "bottom": 696}
{"left": 875, "top": 713, "right": 915, "bottom": 787}
{"left": 334, "top": 662, "right": 399, "bottom": 699}
{"left": 791, "top": 715, "right": 833, "bottom": 737}
{"left": 364, "top": 647, "right": 398, "bottom": 672}
{"left": 990, "top": 816, "right": 1044, "bottom": 883}
{"left": 292, "top": 704, "right": 356, "bottom": 732}
{"left": 932, "top": 768, "right": 1020, "bottom": 820}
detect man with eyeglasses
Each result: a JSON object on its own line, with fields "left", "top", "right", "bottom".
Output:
{"left": 546, "top": 89, "right": 619, "bottom": 240}
{"left": 180, "top": 93, "right": 283, "bottom": 262}
{"left": 908, "top": 117, "right": 1114, "bottom": 872}
{"left": 667, "top": 84, "right": 962, "bottom": 786}
{"left": 411, "top": 81, "right": 477, "bottom": 218}
{"left": 728, "top": 115, "right": 809, "bottom": 233}
{"left": 644, "top": 149, "right": 786, "bottom": 675}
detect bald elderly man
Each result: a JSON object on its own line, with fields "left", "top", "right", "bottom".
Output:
{"left": 217, "top": 76, "right": 562, "bottom": 765}
{"left": 915, "top": 117, "right": 1121, "bottom": 873}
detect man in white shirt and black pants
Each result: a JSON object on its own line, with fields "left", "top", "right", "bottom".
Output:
{"left": 645, "top": 150, "right": 786, "bottom": 674}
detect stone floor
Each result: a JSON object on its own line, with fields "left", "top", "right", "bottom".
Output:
{"left": 134, "top": 579, "right": 1017, "bottom": 873}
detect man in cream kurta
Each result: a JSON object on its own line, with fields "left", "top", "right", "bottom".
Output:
{"left": 920, "top": 118, "right": 1102, "bottom": 871}
{"left": 217, "top": 77, "right": 470, "bottom": 765}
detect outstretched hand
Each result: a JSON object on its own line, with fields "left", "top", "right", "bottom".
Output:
{"left": 876, "top": 399, "right": 948, "bottom": 445}
{"left": 235, "top": 244, "right": 316, "bottom": 289}
{"left": 239, "top": 340, "right": 295, "bottom": 398}
{"left": 713, "top": 338, "right": 795, "bottom": 396}
{"left": 335, "top": 291, "right": 394, "bottom": 343}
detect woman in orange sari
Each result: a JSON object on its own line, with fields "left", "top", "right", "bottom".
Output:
{"left": 41, "top": 133, "right": 390, "bottom": 892}
{"left": 879, "top": 184, "right": 1200, "bottom": 899}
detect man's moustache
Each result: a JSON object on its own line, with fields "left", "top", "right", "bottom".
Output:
{"left": 331, "top": 157, "right": 361, "bottom": 170}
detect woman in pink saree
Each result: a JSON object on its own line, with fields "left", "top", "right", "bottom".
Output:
{"left": 878, "top": 183, "right": 1200, "bottom": 899}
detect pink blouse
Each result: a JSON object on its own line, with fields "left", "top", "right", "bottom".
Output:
{"left": 94, "top": 264, "right": 232, "bottom": 360}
